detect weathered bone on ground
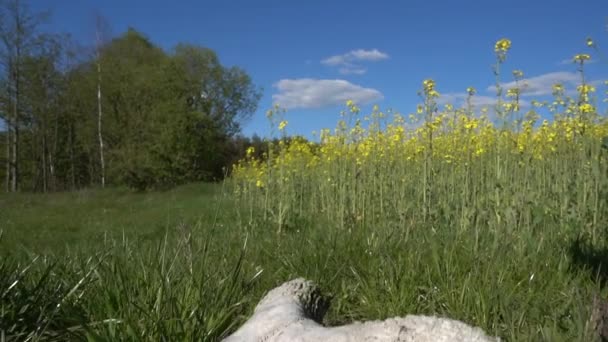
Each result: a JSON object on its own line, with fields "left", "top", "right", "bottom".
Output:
{"left": 223, "top": 278, "right": 500, "bottom": 342}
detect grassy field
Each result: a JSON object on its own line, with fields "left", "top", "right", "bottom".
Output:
{"left": 2, "top": 40, "right": 608, "bottom": 341}
{"left": 0, "top": 183, "right": 232, "bottom": 252}
{"left": 0, "top": 180, "right": 607, "bottom": 341}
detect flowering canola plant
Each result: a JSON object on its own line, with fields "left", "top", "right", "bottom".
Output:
{"left": 231, "top": 38, "right": 608, "bottom": 232}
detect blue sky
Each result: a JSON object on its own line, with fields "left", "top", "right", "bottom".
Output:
{"left": 23, "top": 0, "right": 608, "bottom": 139}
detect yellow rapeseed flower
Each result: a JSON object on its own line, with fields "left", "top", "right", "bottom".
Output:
{"left": 423, "top": 79, "right": 436, "bottom": 92}
{"left": 573, "top": 54, "right": 591, "bottom": 63}
{"left": 579, "top": 103, "right": 595, "bottom": 114}
{"left": 464, "top": 119, "right": 479, "bottom": 130}
{"left": 467, "top": 87, "right": 476, "bottom": 96}
{"left": 506, "top": 88, "right": 520, "bottom": 98}
{"left": 494, "top": 38, "right": 511, "bottom": 53}
{"left": 552, "top": 83, "right": 564, "bottom": 93}
{"left": 279, "top": 120, "right": 288, "bottom": 131}
{"left": 577, "top": 84, "right": 596, "bottom": 93}
{"left": 512, "top": 70, "right": 524, "bottom": 79}
{"left": 586, "top": 38, "right": 594, "bottom": 47}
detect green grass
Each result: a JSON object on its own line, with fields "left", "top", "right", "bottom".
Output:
{"left": 0, "top": 182, "right": 231, "bottom": 252}
{"left": 1, "top": 182, "right": 607, "bottom": 341}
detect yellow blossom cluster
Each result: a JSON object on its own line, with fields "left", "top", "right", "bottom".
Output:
{"left": 232, "top": 37, "right": 608, "bottom": 212}
{"left": 495, "top": 38, "right": 511, "bottom": 53}
{"left": 233, "top": 105, "right": 608, "bottom": 194}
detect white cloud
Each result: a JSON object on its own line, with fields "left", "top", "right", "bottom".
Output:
{"left": 272, "top": 78, "right": 384, "bottom": 109}
{"left": 321, "top": 49, "right": 389, "bottom": 66}
{"left": 436, "top": 93, "right": 531, "bottom": 120}
{"left": 348, "top": 49, "right": 390, "bottom": 61}
{"left": 433, "top": 69, "right": 605, "bottom": 119}
{"left": 437, "top": 93, "right": 501, "bottom": 108}
{"left": 339, "top": 67, "right": 367, "bottom": 75}
{"left": 321, "top": 49, "right": 389, "bottom": 75}
{"left": 321, "top": 55, "right": 347, "bottom": 66}
{"left": 487, "top": 71, "right": 587, "bottom": 97}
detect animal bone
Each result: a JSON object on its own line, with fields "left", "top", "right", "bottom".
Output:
{"left": 223, "top": 278, "right": 500, "bottom": 342}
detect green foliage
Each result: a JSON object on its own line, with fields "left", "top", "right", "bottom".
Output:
{"left": 0, "top": 4, "right": 263, "bottom": 192}
{"left": 94, "top": 30, "right": 262, "bottom": 190}
{"left": 0, "top": 228, "right": 253, "bottom": 341}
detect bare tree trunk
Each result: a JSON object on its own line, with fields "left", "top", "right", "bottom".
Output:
{"left": 94, "top": 14, "right": 109, "bottom": 189}
{"left": 68, "top": 122, "right": 75, "bottom": 189}
{"left": 97, "top": 60, "right": 105, "bottom": 188}
{"left": 4, "top": 114, "right": 10, "bottom": 192}
{"left": 32, "top": 134, "right": 38, "bottom": 191}
{"left": 88, "top": 145, "right": 95, "bottom": 186}
{"left": 9, "top": 1, "right": 21, "bottom": 192}
{"left": 42, "top": 118, "right": 47, "bottom": 192}
{"left": 49, "top": 109, "right": 58, "bottom": 191}
{"left": 48, "top": 144, "right": 53, "bottom": 190}
{"left": 1, "top": 0, "right": 47, "bottom": 191}
{"left": 10, "top": 81, "right": 18, "bottom": 192}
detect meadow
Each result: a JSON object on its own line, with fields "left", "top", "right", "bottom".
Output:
{"left": 2, "top": 39, "right": 608, "bottom": 341}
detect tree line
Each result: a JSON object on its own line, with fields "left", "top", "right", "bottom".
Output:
{"left": 0, "top": 0, "right": 266, "bottom": 192}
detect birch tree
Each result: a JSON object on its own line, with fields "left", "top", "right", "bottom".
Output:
{"left": 0, "top": 0, "right": 48, "bottom": 191}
